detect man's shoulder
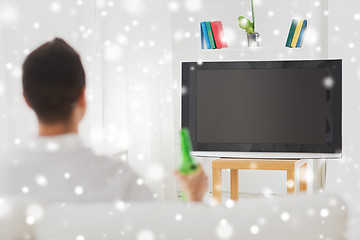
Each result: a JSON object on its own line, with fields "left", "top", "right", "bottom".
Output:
{"left": 76, "top": 150, "right": 138, "bottom": 177}
{"left": 0, "top": 146, "right": 133, "bottom": 174}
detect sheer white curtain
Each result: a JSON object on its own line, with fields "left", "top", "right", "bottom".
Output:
{"left": 0, "top": 0, "right": 176, "bottom": 201}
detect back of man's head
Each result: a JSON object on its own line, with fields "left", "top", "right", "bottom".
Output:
{"left": 22, "top": 38, "right": 85, "bottom": 124}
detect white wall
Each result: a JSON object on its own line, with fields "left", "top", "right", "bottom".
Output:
{"left": 326, "top": 0, "right": 360, "bottom": 238}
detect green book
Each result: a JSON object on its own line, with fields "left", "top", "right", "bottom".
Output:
{"left": 286, "top": 19, "right": 298, "bottom": 48}
{"left": 205, "top": 21, "right": 216, "bottom": 49}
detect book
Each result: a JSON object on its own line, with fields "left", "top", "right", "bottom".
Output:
{"left": 200, "top": 22, "right": 211, "bottom": 49}
{"left": 296, "top": 20, "right": 308, "bottom": 47}
{"left": 211, "top": 21, "right": 228, "bottom": 49}
{"left": 285, "top": 19, "right": 298, "bottom": 48}
{"left": 205, "top": 21, "right": 216, "bottom": 49}
{"left": 291, "top": 20, "right": 304, "bottom": 48}
{"left": 200, "top": 23, "right": 205, "bottom": 49}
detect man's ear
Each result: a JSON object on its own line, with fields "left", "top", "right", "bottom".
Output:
{"left": 23, "top": 93, "right": 33, "bottom": 109}
{"left": 78, "top": 87, "right": 86, "bottom": 108}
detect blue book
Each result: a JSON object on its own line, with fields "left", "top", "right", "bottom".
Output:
{"left": 296, "top": 20, "right": 307, "bottom": 47}
{"left": 201, "top": 22, "right": 211, "bottom": 49}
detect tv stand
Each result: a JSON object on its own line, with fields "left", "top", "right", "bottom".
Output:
{"left": 212, "top": 158, "right": 308, "bottom": 202}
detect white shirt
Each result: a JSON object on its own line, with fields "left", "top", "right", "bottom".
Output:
{"left": 0, "top": 134, "right": 153, "bottom": 203}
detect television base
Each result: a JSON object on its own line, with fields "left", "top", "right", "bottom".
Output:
{"left": 193, "top": 151, "right": 341, "bottom": 159}
{"left": 212, "top": 158, "right": 308, "bottom": 203}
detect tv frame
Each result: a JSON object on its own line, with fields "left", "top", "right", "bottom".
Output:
{"left": 182, "top": 60, "right": 342, "bottom": 159}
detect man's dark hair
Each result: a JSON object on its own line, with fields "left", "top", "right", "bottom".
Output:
{"left": 22, "top": 38, "right": 85, "bottom": 124}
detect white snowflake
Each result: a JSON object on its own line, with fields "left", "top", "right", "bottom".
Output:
{"left": 136, "top": 178, "right": 144, "bottom": 186}
{"left": 147, "top": 164, "right": 164, "bottom": 182}
{"left": 108, "top": 1, "right": 115, "bottom": 7}
{"left": 26, "top": 216, "right": 35, "bottom": 225}
{"left": 287, "top": 179, "right": 294, "bottom": 188}
{"left": 225, "top": 199, "right": 234, "bottom": 208}
{"left": 132, "top": 20, "right": 139, "bottom": 26}
{"left": 137, "top": 153, "right": 144, "bottom": 161}
{"left": 116, "top": 34, "right": 128, "bottom": 45}
{"left": 323, "top": 77, "right": 334, "bottom": 89}
{"left": 0, "top": 198, "right": 11, "bottom": 219}
{"left": 114, "top": 200, "right": 126, "bottom": 211}
{"left": 173, "top": 30, "right": 185, "bottom": 42}
{"left": 122, "top": 0, "right": 145, "bottom": 16}
{"left": 307, "top": 208, "right": 315, "bottom": 216}
{"left": 254, "top": 0, "right": 263, "bottom": 6}
{"left": 261, "top": 187, "right": 274, "bottom": 195}
{"left": 11, "top": 67, "right": 22, "bottom": 78}
{"left": 76, "top": 235, "right": 85, "bottom": 240}
{"left": 182, "top": 86, "right": 188, "bottom": 95}
{"left": 184, "top": 0, "right": 202, "bottom": 12}
{"left": 33, "top": 22, "right": 40, "bottom": 29}
{"left": 320, "top": 208, "right": 329, "bottom": 218}
{"left": 104, "top": 44, "right": 122, "bottom": 62}
{"left": 101, "top": 11, "right": 107, "bottom": 17}
{"left": 281, "top": 212, "right": 290, "bottom": 222}
{"left": 354, "top": 13, "right": 360, "bottom": 21}
{"left": 137, "top": 229, "right": 155, "bottom": 240}
{"left": 216, "top": 219, "right": 233, "bottom": 239}
{"left": 124, "top": 25, "right": 131, "bottom": 32}
{"left": 49, "top": 2, "right": 62, "bottom": 13}
{"left": 22, "top": 186, "right": 30, "bottom": 194}
{"left": 250, "top": 225, "right": 260, "bottom": 235}
{"left": 168, "top": 1, "right": 179, "bottom": 12}
{"left": 14, "top": 138, "right": 21, "bottom": 145}
{"left": 74, "top": 186, "right": 84, "bottom": 195}
{"left": 5, "top": 62, "right": 13, "bottom": 70}
{"left": 46, "top": 141, "right": 59, "bottom": 152}
{"left": 306, "top": 28, "right": 319, "bottom": 45}
{"left": 258, "top": 217, "right": 266, "bottom": 226}
{"left": 96, "top": 0, "right": 106, "bottom": 8}
{"left": 175, "top": 213, "right": 182, "bottom": 221}
{"left": 0, "top": 82, "right": 5, "bottom": 96}
{"left": 64, "top": 172, "right": 71, "bottom": 179}
{"left": 0, "top": 2, "right": 18, "bottom": 25}
{"left": 26, "top": 204, "right": 44, "bottom": 224}
{"left": 35, "top": 175, "right": 48, "bottom": 187}
{"left": 223, "top": 27, "right": 236, "bottom": 45}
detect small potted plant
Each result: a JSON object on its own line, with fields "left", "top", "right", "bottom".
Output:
{"left": 238, "top": 0, "right": 260, "bottom": 47}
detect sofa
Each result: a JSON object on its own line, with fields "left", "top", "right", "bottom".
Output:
{"left": 0, "top": 193, "right": 347, "bottom": 240}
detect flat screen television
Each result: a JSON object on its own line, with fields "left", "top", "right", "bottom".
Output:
{"left": 182, "top": 60, "right": 342, "bottom": 159}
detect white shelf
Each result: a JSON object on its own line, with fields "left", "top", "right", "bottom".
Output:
{"left": 198, "top": 47, "right": 314, "bottom": 61}
{"left": 200, "top": 47, "right": 311, "bottom": 53}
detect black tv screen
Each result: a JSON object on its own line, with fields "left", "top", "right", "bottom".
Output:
{"left": 182, "top": 60, "right": 342, "bottom": 156}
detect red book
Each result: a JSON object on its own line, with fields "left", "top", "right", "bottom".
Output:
{"left": 210, "top": 21, "right": 228, "bottom": 49}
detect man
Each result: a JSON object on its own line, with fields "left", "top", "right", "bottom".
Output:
{"left": 0, "top": 38, "right": 208, "bottom": 203}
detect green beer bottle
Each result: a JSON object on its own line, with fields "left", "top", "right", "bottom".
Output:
{"left": 179, "top": 128, "right": 198, "bottom": 201}
{"left": 179, "top": 128, "right": 198, "bottom": 174}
